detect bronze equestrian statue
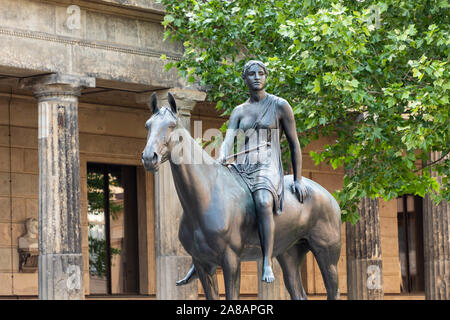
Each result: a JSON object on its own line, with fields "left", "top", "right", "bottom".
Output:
{"left": 142, "top": 62, "right": 341, "bottom": 300}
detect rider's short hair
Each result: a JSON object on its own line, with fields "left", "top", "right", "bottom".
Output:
{"left": 242, "top": 60, "right": 268, "bottom": 79}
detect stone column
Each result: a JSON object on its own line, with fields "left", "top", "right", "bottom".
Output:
{"left": 139, "top": 88, "right": 206, "bottom": 299}
{"left": 423, "top": 151, "right": 449, "bottom": 300}
{"left": 346, "top": 197, "right": 384, "bottom": 300}
{"left": 20, "top": 73, "right": 95, "bottom": 300}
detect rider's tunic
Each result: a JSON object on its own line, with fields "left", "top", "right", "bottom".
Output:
{"left": 229, "top": 93, "right": 284, "bottom": 215}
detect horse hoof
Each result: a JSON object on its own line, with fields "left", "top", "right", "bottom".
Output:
{"left": 176, "top": 279, "right": 187, "bottom": 286}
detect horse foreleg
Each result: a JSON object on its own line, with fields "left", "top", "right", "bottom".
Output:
{"left": 176, "top": 263, "right": 198, "bottom": 286}
{"left": 222, "top": 250, "right": 241, "bottom": 300}
{"left": 276, "top": 242, "right": 309, "bottom": 300}
{"left": 193, "top": 260, "right": 219, "bottom": 300}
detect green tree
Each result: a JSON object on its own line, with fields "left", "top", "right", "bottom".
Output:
{"left": 158, "top": 0, "right": 449, "bottom": 223}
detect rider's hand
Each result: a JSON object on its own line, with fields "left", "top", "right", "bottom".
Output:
{"left": 291, "top": 179, "right": 308, "bottom": 203}
{"left": 216, "top": 155, "right": 227, "bottom": 165}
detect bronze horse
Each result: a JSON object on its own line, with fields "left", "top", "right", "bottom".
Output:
{"left": 142, "top": 93, "right": 341, "bottom": 300}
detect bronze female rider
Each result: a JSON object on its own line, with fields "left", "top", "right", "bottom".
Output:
{"left": 217, "top": 60, "right": 308, "bottom": 283}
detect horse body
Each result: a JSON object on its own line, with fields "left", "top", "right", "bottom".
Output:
{"left": 142, "top": 94, "right": 341, "bottom": 300}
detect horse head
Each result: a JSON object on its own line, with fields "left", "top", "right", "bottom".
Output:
{"left": 142, "top": 92, "right": 178, "bottom": 172}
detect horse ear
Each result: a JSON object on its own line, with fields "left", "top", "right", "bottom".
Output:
{"left": 149, "top": 92, "right": 159, "bottom": 114}
{"left": 168, "top": 92, "right": 177, "bottom": 114}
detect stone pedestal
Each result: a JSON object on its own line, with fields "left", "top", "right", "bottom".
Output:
{"left": 141, "top": 88, "right": 205, "bottom": 299}
{"left": 423, "top": 151, "right": 449, "bottom": 300}
{"left": 20, "top": 73, "right": 95, "bottom": 300}
{"left": 346, "top": 197, "right": 384, "bottom": 300}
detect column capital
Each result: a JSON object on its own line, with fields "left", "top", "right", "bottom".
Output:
{"left": 19, "top": 73, "right": 96, "bottom": 99}
{"left": 136, "top": 87, "right": 206, "bottom": 114}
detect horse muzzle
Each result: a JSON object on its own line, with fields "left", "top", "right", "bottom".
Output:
{"left": 142, "top": 151, "right": 160, "bottom": 172}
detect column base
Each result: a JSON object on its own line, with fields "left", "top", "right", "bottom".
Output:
{"left": 39, "top": 253, "right": 84, "bottom": 300}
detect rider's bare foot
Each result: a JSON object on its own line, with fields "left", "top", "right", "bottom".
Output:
{"left": 262, "top": 265, "right": 275, "bottom": 283}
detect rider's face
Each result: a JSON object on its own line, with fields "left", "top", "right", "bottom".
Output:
{"left": 245, "top": 65, "right": 266, "bottom": 91}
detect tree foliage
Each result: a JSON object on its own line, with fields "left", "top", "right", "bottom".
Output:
{"left": 158, "top": 0, "right": 449, "bottom": 223}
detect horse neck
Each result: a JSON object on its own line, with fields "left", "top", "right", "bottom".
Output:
{"left": 167, "top": 126, "right": 221, "bottom": 214}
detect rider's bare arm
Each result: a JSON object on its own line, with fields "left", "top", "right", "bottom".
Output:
{"left": 278, "top": 99, "right": 307, "bottom": 202}
{"left": 217, "top": 106, "right": 242, "bottom": 163}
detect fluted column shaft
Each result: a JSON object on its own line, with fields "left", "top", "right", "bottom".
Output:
{"left": 346, "top": 197, "right": 384, "bottom": 299}
{"left": 423, "top": 151, "right": 449, "bottom": 300}
{"left": 20, "top": 74, "right": 95, "bottom": 300}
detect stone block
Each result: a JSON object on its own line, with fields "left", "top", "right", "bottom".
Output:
{"left": 79, "top": 107, "right": 147, "bottom": 139}
{"left": 0, "top": 34, "right": 71, "bottom": 76}
{"left": 78, "top": 107, "right": 107, "bottom": 135}
{"left": 380, "top": 236, "right": 400, "bottom": 258}
{"left": 25, "top": 199, "right": 38, "bottom": 220}
{"left": 24, "top": 149, "right": 38, "bottom": 174}
{"left": 383, "top": 275, "right": 401, "bottom": 294}
{"left": 0, "top": 97, "right": 10, "bottom": 126}
{"left": 303, "top": 135, "right": 337, "bottom": 154}
{"left": 11, "top": 173, "right": 38, "bottom": 198}
{"left": 0, "top": 223, "right": 11, "bottom": 247}
{"left": 80, "top": 133, "right": 145, "bottom": 158}
{"left": 0, "top": 172, "right": 10, "bottom": 196}
{"left": 382, "top": 257, "right": 402, "bottom": 277}
{"left": 302, "top": 154, "right": 319, "bottom": 171}
{"left": 12, "top": 272, "right": 38, "bottom": 295}
{"left": 85, "top": 11, "right": 139, "bottom": 47}
{"left": 0, "top": 147, "right": 9, "bottom": 171}
{"left": 311, "top": 172, "right": 344, "bottom": 194}
{"left": 379, "top": 199, "right": 398, "bottom": 218}
{"left": 379, "top": 217, "right": 399, "bottom": 239}
{"left": 10, "top": 127, "right": 38, "bottom": 149}
{"left": 0, "top": 197, "right": 10, "bottom": 221}
{"left": 10, "top": 148, "right": 24, "bottom": 173}
{"left": 72, "top": 45, "right": 180, "bottom": 88}
{"left": 0, "top": 273, "right": 12, "bottom": 295}
{"left": 0, "top": 0, "right": 56, "bottom": 34}
{"left": 11, "top": 223, "right": 26, "bottom": 248}
{"left": 240, "top": 274, "right": 258, "bottom": 295}
{"left": 11, "top": 198, "right": 26, "bottom": 222}
{"left": 137, "top": 19, "right": 182, "bottom": 54}
{"left": 0, "top": 126, "right": 9, "bottom": 147}
{"left": 10, "top": 99, "right": 38, "bottom": 128}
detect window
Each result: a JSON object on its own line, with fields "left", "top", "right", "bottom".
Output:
{"left": 87, "top": 163, "right": 139, "bottom": 295}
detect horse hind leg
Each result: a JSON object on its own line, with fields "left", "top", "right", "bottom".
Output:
{"left": 193, "top": 260, "right": 219, "bottom": 300}
{"left": 310, "top": 242, "right": 341, "bottom": 300}
{"left": 276, "top": 241, "right": 309, "bottom": 300}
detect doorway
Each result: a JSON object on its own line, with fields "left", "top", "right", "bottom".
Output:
{"left": 87, "top": 163, "right": 139, "bottom": 295}
{"left": 397, "top": 195, "right": 425, "bottom": 293}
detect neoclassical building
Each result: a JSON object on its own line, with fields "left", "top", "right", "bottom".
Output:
{"left": 0, "top": 0, "right": 447, "bottom": 299}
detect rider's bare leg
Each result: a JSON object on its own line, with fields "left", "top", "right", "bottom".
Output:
{"left": 254, "top": 189, "right": 275, "bottom": 283}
